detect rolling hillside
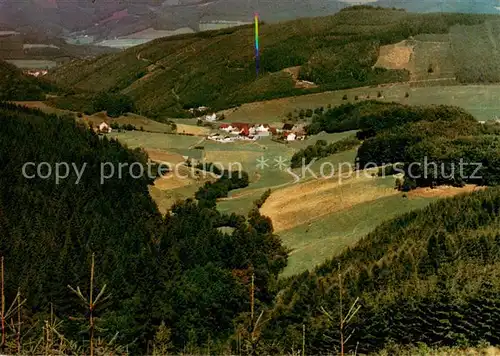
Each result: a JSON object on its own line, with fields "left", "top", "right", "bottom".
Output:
{"left": 47, "top": 7, "right": 494, "bottom": 118}
{"left": 259, "top": 187, "right": 500, "bottom": 354}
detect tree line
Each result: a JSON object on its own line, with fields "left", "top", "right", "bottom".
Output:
{"left": 290, "top": 137, "right": 361, "bottom": 168}
{"left": 305, "top": 100, "right": 500, "bottom": 188}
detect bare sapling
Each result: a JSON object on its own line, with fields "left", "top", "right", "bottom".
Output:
{"left": 68, "top": 253, "right": 110, "bottom": 356}
{"left": 320, "top": 262, "right": 361, "bottom": 356}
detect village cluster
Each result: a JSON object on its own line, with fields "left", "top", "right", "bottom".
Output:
{"left": 202, "top": 113, "right": 307, "bottom": 143}
{"left": 208, "top": 122, "right": 306, "bottom": 142}
{"left": 94, "top": 107, "right": 308, "bottom": 144}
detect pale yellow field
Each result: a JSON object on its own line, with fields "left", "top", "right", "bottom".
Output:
{"left": 260, "top": 174, "right": 398, "bottom": 232}
{"left": 374, "top": 40, "right": 414, "bottom": 71}
{"left": 146, "top": 149, "right": 185, "bottom": 164}
{"left": 407, "top": 184, "right": 486, "bottom": 199}
{"left": 175, "top": 123, "right": 210, "bottom": 136}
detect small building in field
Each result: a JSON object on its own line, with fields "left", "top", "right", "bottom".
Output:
{"left": 98, "top": 122, "right": 112, "bottom": 133}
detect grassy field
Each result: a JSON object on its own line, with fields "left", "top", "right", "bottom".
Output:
{"left": 410, "top": 38, "right": 455, "bottom": 81}
{"left": 220, "top": 83, "right": 500, "bottom": 123}
{"left": 278, "top": 192, "right": 438, "bottom": 277}
{"left": 12, "top": 101, "right": 73, "bottom": 115}
{"left": 109, "top": 131, "right": 202, "bottom": 157}
{"left": 374, "top": 35, "right": 455, "bottom": 82}
{"left": 150, "top": 183, "right": 205, "bottom": 215}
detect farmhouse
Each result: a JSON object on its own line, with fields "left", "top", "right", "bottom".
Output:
{"left": 220, "top": 122, "right": 250, "bottom": 135}
{"left": 220, "top": 124, "right": 234, "bottom": 132}
{"left": 98, "top": 122, "right": 112, "bottom": 134}
{"left": 250, "top": 124, "right": 272, "bottom": 137}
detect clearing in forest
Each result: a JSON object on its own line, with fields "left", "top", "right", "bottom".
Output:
{"left": 374, "top": 40, "right": 414, "bottom": 71}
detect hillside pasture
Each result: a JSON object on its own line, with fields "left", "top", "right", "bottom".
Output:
{"left": 109, "top": 131, "right": 201, "bottom": 157}
{"left": 85, "top": 112, "right": 177, "bottom": 133}
{"left": 260, "top": 174, "right": 398, "bottom": 233}
{"left": 12, "top": 101, "right": 73, "bottom": 116}
{"left": 219, "top": 83, "right": 500, "bottom": 123}
{"left": 278, "top": 193, "right": 438, "bottom": 277}
{"left": 374, "top": 36, "right": 455, "bottom": 82}
{"left": 373, "top": 40, "right": 413, "bottom": 71}
{"left": 410, "top": 38, "right": 455, "bottom": 81}
{"left": 175, "top": 123, "right": 210, "bottom": 136}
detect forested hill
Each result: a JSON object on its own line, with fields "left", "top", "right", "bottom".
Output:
{"left": 0, "top": 59, "right": 58, "bottom": 100}
{"left": 304, "top": 101, "right": 500, "bottom": 189}
{"left": 0, "top": 102, "right": 287, "bottom": 354}
{"left": 259, "top": 187, "right": 500, "bottom": 354}
{"left": 47, "top": 7, "right": 495, "bottom": 117}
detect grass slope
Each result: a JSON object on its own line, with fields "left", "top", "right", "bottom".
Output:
{"left": 279, "top": 193, "right": 437, "bottom": 277}
{"left": 220, "top": 83, "right": 500, "bottom": 124}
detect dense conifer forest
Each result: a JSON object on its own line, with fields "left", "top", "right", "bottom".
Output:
{"left": 0, "top": 103, "right": 286, "bottom": 354}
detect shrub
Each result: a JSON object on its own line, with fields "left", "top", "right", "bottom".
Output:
{"left": 121, "top": 124, "right": 136, "bottom": 131}
{"left": 342, "top": 94, "right": 348, "bottom": 100}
